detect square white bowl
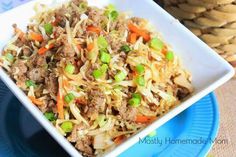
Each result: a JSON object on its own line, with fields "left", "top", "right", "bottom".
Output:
{"left": 0, "top": 0, "right": 234, "bottom": 156}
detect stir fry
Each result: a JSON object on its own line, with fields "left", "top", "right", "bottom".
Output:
{"left": 0, "top": 0, "right": 193, "bottom": 156}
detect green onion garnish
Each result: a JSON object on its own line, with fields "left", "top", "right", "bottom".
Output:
{"left": 129, "top": 93, "right": 142, "bottom": 107}
{"left": 136, "top": 76, "right": 145, "bottom": 86}
{"left": 61, "top": 121, "right": 73, "bottom": 133}
{"left": 105, "top": 4, "right": 115, "bottom": 15}
{"left": 5, "top": 53, "right": 14, "bottom": 63}
{"left": 132, "top": 93, "right": 142, "bottom": 100}
{"left": 128, "top": 97, "right": 141, "bottom": 107}
{"left": 150, "top": 38, "right": 164, "bottom": 51}
{"left": 96, "top": 114, "right": 106, "bottom": 127}
{"left": 64, "top": 93, "right": 75, "bottom": 104}
{"left": 92, "top": 69, "right": 103, "bottom": 79}
{"left": 109, "top": 10, "right": 118, "bottom": 21}
{"left": 25, "top": 80, "right": 36, "bottom": 88}
{"left": 44, "top": 23, "right": 53, "bottom": 34}
{"left": 97, "top": 36, "right": 108, "bottom": 49}
{"left": 44, "top": 112, "right": 56, "bottom": 121}
{"left": 114, "top": 71, "right": 127, "bottom": 82}
{"left": 120, "top": 45, "right": 131, "bottom": 53}
{"left": 100, "top": 64, "right": 109, "bottom": 73}
{"left": 100, "top": 51, "right": 111, "bottom": 63}
{"left": 166, "top": 51, "right": 174, "bottom": 61}
{"left": 135, "top": 64, "right": 145, "bottom": 74}
{"left": 92, "top": 64, "right": 108, "bottom": 79}
{"left": 65, "top": 64, "right": 75, "bottom": 74}
{"left": 105, "top": 4, "right": 118, "bottom": 21}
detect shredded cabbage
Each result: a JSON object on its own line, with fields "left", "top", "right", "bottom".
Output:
{"left": 69, "top": 103, "right": 89, "bottom": 126}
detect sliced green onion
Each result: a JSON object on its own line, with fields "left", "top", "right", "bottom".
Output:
{"left": 100, "top": 64, "right": 109, "bottom": 73}
{"left": 136, "top": 76, "right": 145, "bottom": 86}
{"left": 44, "top": 23, "right": 53, "bottom": 34}
{"left": 97, "top": 36, "right": 108, "bottom": 49}
{"left": 128, "top": 97, "right": 141, "bottom": 107}
{"left": 114, "top": 71, "right": 127, "bottom": 82}
{"left": 25, "top": 80, "right": 36, "bottom": 88}
{"left": 148, "top": 130, "right": 157, "bottom": 137}
{"left": 61, "top": 121, "right": 73, "bottom": 133}
{"left": 96, "top": 114, "right": 106, "bottom": 127}
{"left": 109, "top": 10, "right": 118, "bottom": 21}
{"left": 150, "top": 38, "right": 164, "bottom": 51}
{"left": 166, "top": 51, "right": 174, "bottom": 61}
{"left": 44, "top": 112, "right": 56, "bottom": 121}
{"left": 105, "top": 4, "right": 116, "bottom": 16}
{"left": 104, "top": 4, "right": 118, "bottom": 21}
{"left": 65, "top": 64, "right": 75, "bottom": 74}
{"left": 129, "top": 93, "right": 142, "bottom": 107}
{"left": 135, "top": 64, "right": 145, "bottom": 74}
{"left": 132, "top": 93, "right": 142, "bottom": 101}
{"left": 92, "top": 64, "right": 108, "bottom": 79}
{"left": 120, "top": 45, "right": 131, "bottom": 53}
{"left": 64, "top": 93, "right": 75, "bottom": 104}
{"left": 92, "top": 69, "right": 103, "bottom": 79}
{"left": 5, "top": 53, "right": 14, "bottom": 63}
{"left": 100, "top": 51, "right": 111, "bottom": 63}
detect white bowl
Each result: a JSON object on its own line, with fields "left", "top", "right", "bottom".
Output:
{"left": 0, "top": 0, "right": 234, "bottom": 156}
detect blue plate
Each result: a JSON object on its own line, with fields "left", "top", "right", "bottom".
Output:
{"left": 0, "top": 0, "right": 31, "bottom": 13}
{"left": 0, "top": 79, "right": 219, "bottom": 157}
{"left": 120, "top": 93, "right": 219, "bottom": 157}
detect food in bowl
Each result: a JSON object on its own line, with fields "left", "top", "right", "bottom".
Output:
{"left": 0, "top": 0, "right": 193, "bottom": 156}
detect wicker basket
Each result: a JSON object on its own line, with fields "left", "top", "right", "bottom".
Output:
{"left": 161, "top": 0, "right": 236, "bottom": 76}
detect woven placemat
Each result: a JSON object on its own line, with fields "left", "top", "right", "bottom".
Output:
{"left": 161, "top": 0, "right": 236, "bottom": 76}
{"left": 211, "top": 80, "right": 236, "bottom": 157}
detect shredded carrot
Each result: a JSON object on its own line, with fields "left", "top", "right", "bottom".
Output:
{"left": 132, "top": 71, "right": 138, "bottom": 77}
{"left": 38, "top": 47, "right": 48, "bottom": 55}
{"left": 38, "top": 44, "right": 54, "bottom": 55}
{"left": 28, "top": 96, "right": 44, "bottom": 106}
{"left": 87, "top": 43, "right": 94, "bottom": 52}
{"left": 62, "top": 79, "right": 69, "bottom": 88}
{"left": 86, "top": 26, "right": 101, "bottom": 34}
{"left": 76, "top": 98, "right": 87, "bottom": 105}
{"left": 56, "top": 91, "right": 64, "bottom": 119}
{"left": 29, "top": 32, "right": 43, "bottom": 42}
{"left": 114, "top": 135, "right": 126, "bottom": 145}
{"left": 135, "top": 115, "right": 156, "bottom": 123}
{"left": 139, "top": 30, "right": 151, "bottom": 42}
{"left": 128, "top": 23, "right": 140, "bottom": 33}
{"left": 51, "top": 18, "right": 60, "bottom": 26}
{"left": 128, "top": 23, "right": 151, "bottom": 42}
{"left": 161, "top": 45, "right": 168, "bottom": 55}
{"left": 129, "top": 33, "right": 138, "bottom": 44}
